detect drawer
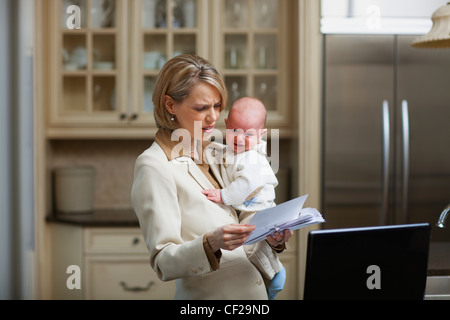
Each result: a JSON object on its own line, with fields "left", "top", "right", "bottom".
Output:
{"left": 85, "top": 256, "right": 175, "bottom": 300}
{"left": 84, "top": 228, "right": 148, "bottom": 254}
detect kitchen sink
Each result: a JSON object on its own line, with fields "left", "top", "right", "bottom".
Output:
{"left": 425, "top": 276, "right": 450, "bottom": 300}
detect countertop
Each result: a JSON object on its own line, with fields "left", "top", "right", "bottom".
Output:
{"left": 47, "top": 212, "right": 450, "bottom": 275}
{"left": 46, "top": 209, "right": 139, "bottom": 227}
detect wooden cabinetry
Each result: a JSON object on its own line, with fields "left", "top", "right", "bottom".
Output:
{"left": 51, "top": 223, "right": 296, "bottom": 299}
{"left": 52, "top": 224, "right": 175, "bottom": 299}
{"left": 50, "top": 0, "right": 206, "bottom": 135}
{"left": 46, "top": 0, "right": 292, "bottom": 138}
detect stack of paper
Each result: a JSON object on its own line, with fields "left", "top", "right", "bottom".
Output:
{"left": 244, "top": 195, "right": 325, "bottom": 245}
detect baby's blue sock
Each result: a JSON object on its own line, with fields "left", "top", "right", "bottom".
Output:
{"left": 267, "top": 266, "right": 286, "bottom": 300}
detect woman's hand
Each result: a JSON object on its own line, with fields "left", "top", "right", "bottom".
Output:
{"left": 206, "top": 224, "right": 256, "bottom": 252}
{"left": 266, "top": 229, "right": 293, "bottom": 247}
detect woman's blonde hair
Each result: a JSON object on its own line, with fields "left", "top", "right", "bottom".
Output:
{"left": 152, "top": 54, "right": 228, "bottom": 130}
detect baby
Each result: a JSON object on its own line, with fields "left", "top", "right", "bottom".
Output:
{"left": 202, "top": 97, "right": 285, "bottom": 299}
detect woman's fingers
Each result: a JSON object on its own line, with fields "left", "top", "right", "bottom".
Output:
{"left": 224, "top": 224, "right": 255, "bottom": 233}
{"left": 266, "top": 229, "right": 294, "bottom": 247}
{"left": 208, "top": 225, "right": 296, "bottom": 252}
{"left": 283, "top": 229, "right": 294, "bottom": 242}
{"left": 207, "top": 224, "right": 255, "bottom": 251}
{"left": 222, "top": 224, "right": 255, "bottom": 249}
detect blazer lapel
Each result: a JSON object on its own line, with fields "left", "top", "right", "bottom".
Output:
{"left": 188, "top": 161, "right": 216, "bottom": 190}
{"left": 174, "top": 156, "right": 215, "bottom": 190}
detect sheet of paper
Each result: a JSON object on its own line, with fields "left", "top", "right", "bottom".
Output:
{"left": 244, "top": 195, "right": 325, "bottom": 245}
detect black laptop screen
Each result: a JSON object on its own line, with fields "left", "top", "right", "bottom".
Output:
{"left": 303, "top": 223, "right": 430, "bottom": 300}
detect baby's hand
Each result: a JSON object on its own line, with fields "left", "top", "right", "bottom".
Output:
{"left": 201, "top": 189, "right": 223, "bottom": 204}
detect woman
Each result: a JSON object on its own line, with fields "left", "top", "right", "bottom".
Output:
{"left": 131, "top": 54, "right": 291, "bottom": 299}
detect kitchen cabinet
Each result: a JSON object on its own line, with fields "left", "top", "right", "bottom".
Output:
{"left": 50, "top": 218, "right": 297, "bottom": 300}
{"left": 49, "top": 0, "right": 206, "bottom": 134}
{"left": 52, "top": 224, "right": 176, "bottom": 299}
{"left": 46, "top": 0, "right": 293, "bottom": 138}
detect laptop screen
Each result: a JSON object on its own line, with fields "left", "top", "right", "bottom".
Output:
{"left": 303, "top": 223, "right": 431, "bottom": 300}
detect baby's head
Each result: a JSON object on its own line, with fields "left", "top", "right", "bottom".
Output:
{"left": 225, "top": 97, "right": 267, "bottom": 153}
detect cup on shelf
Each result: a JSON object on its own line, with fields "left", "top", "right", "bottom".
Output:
{"left": 69, "top": 46, "right": 87, "bottom": 69}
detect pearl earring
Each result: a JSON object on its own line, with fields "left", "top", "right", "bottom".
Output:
{"left": 170, "top": 115, "right": 175, "bottom": 121}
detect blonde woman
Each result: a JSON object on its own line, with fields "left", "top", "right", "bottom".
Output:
{"left": 131, "top": 54, "right": 291, "bottom": 299}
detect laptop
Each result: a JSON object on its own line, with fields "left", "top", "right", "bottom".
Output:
{"left": 303, "top": 223, "right": 431, "bottom": 300}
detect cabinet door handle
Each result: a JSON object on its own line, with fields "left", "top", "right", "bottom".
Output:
{"left": 119, "top": 281, "right": 154, "bottom": 292}
{"left": 119, "top": 113, "right": 127, "bottom": 120}
{"left": 132, "top": 237, "right": 140, "bottom": 245}
{"left": 130, "top": 113, "right": 138, "bottom": 120}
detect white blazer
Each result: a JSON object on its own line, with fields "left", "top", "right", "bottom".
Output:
{"left": 131, "top": 141, "right": 268, "bottom": 299}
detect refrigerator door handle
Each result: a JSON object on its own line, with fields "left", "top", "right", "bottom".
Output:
{"left": 381, "top": 100, "right": 390, "bottom": 225}
{"left": 401, "top": 100, "right": 410, "bottom": 223}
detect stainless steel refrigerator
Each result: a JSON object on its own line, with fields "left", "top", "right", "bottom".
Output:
{"left": 322, "top": 35, "right": 450, "bottom": 242}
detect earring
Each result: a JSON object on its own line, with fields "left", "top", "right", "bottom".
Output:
{"left": 170, "top": 115, "right": 175, "bottom": 121}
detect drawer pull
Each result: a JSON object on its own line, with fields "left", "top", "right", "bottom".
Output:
{"left": 132, "top": 237, "right": 140, "bottom": 245}
{"left": 119, "top": 281, "right": 154, "bottom": 292}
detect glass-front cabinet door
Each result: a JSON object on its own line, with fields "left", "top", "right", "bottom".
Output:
{"left": 218, "top": 0, "right": 288, "bottom": 126}
{"left": 54, "top": 0, "right": 127, "bottom": 125}
{"left": 131, "top": 0, "right": 204, "bottom": 125}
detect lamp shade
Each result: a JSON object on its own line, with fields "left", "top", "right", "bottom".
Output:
{"left": 412, "top": 3, "right": 450, "bottom": 48}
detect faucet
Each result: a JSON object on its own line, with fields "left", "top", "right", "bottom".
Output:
{"left": 437, "top": 203, "right": 450, "bottom": 228}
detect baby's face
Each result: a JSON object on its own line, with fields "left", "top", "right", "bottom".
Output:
{"left": 225, "top": 115, "right": 264, "bottom": 154}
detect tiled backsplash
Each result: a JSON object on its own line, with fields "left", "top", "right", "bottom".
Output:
{"left": 49, "top": 138, "right": 292, "bottom": 211}
{"left": 50, "top": 140, "right": 152, "bottom": 210}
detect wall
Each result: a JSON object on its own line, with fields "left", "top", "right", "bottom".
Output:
{"left": 49, "top": 140, "right": 151, "bottom": 210}
{"left": 47, "top": 138, "right": 293, "bottom": 214}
